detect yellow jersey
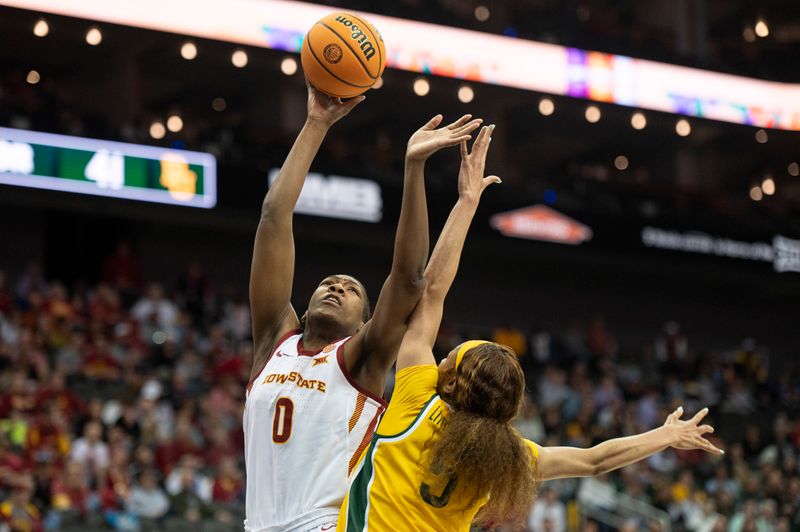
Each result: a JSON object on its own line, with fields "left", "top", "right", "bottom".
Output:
{"left": 338, "top": 365, "right": 539, "bottom": 531}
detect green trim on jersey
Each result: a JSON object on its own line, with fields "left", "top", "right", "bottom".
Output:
{"left": 344, "top": 395, "right": 441, "bottom": 531}
{"left": 373, "top": 393, "right": 439, "bottom": 439}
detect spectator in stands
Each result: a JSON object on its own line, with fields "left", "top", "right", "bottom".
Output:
{"left": 126, "top": 468, "right": 169, "bottom": 525}
{"left": 130, "top": 283, "right": 179, "bottom": 341}
{"left": 528, "top": 487, "right": 566, "bottom": 532}
{"left": 69, "top": 421, "right": 110, "bottom": 483}
{"left": 0, "top": 473, "right": 41, "bottom": 532}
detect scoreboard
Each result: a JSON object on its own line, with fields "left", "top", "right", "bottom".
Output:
{"left": 0, "top": 127, "right": 217, "bottom": 208}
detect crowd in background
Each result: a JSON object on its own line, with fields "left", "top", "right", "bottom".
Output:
{"left": 0, "top": 247, "right": 798, "bottom": 532}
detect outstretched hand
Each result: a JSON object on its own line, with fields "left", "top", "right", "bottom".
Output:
{"left": 306, "top": 82, "right": 365, "bottom": 128}
{"left": 458, "top": 124, "right": 501, "bottom": 202}
{"left": 406, "top": 114, "right": 483, "bottom": 162}
{"left": 664, "top": 406, "right": 724, "bottom": 455}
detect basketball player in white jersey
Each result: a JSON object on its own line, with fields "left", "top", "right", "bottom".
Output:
{"left": 244, "top": 83, "right": 483, "bottom": 531}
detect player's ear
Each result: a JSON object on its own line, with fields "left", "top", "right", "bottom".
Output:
{"left": 441, "top": 369, "right": 457, "bottom": 396}
{"left": 300, "top": 311, "right": 308, "bottom": 324}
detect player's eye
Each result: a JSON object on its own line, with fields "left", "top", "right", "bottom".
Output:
{"left": 348, "top": 287, "right": 358, "bottom": 294}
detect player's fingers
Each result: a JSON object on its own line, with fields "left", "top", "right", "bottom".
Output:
{"left": 342, "top": 95, "right": 366, "bottom": 111}
{"left": 460, "top": 140, "right": 469, "bottom": 159}
{"left": 699, "top": 424, "right": 714, "bottom": 435}
{"left": 423, "top": 114, "right": 444, "bottom": 130}
{"left": 452, "top": 119, "right": 483, "bottom": 137}
{"left": 483, "top": 175, "right": 502, "bottom": 187}
{"left": 698, "top": 438, "right": 724, "bottom": 455}
{"left": 690, "top": 407, "right": 709, "bottom": 425}
{"left": 447, "top": 114, "right": 473, "bottom": 129}
{"left": 666, "top": 406, "right": 683, "bottom": 424}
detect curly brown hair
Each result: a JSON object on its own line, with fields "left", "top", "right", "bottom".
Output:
{"left": 426, "top": 342, "right": 539, "bottom": 528}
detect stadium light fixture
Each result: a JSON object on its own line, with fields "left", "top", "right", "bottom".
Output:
{"left": 211, "top": 97, "right": 226, "bottom": 112}
{"left": 280, "top": 57, "right": 297, "bottom": 75}
{"left": 762, "top": 176, "right": 775, "bottom": 195}
{"left": 167, "top": 115, "right": 183, "bottom": 133}
{"left": 26, "top": 70, "right": 41, "bottom": 85}
{"left": 676, "top": 119, "right": 691, "bottom": 136}
{"left": 755, "top": 19, "right": 769, "bottom": 38}
{"left": 181, "top": 41, "right": 197, "bottom": 60}
{"left": 149, "top": 121, "right": 166, "bottom": 139}
{"left": 85, "top": 26, "right": 102, "bottom": 45}
{"left": 413, "top": 78, "right": 430, "bottom": 96}
{"left": 33, "top": 19, "right": 49, "bottom": 37}
{"left": 457, "top": 85, "right": 474, "bottom": 103}
{"left": 538, "top": 98, "right": 555, "bottom": 116}
{"left": 232, "top": 49, "right": 248, "bottom": 68}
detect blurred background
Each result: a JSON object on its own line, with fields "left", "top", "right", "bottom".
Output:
{"left": 0, "top": 1, "right": 799, "bottom": 530}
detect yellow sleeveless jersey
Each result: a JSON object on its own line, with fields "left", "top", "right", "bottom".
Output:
{"left": 338, "top": 364, "right": 539, "bottom": 531}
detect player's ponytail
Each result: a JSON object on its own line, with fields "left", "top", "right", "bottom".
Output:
{"left": 427, "top": 343, "right": 538, "bottom": 528}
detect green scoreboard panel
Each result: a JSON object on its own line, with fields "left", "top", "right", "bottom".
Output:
{"left": 0, "top": 127, "right": 216, "bottom": 208}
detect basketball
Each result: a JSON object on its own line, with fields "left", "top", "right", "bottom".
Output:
{"left": 301, "top": 12, "right": 386, "bottom": 99}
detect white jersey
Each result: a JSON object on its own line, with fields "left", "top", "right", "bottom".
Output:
{"left": 244, "top": 330, "right": 386, "bottom": 532}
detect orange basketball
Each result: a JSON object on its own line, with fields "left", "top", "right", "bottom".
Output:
{"left": 301, "top": 12, "right": 386, "bottom": 99}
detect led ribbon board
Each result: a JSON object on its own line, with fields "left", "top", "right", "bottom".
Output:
{"left": 0, "top": 127, "right": 217, "bottom": 208}
{"left": 3, "top": 0, "right": 800, "bottom": 130}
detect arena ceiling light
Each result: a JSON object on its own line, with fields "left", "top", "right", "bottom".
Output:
{"left": 538, "top": 98, "right": 555, "bottom": 116}
{"left": 755, "top": 19, "right": 769, "bottom": 38}
{"left": 762, "top": 176, "right": 776, "bottom": 195}
{"left": 26, "top": 70, "right": 41, "bottom": 85}
{"left": 789, "top": 162, "right": 799, "bottom": 177}
{"left": 585, "top": 105, "right": 601, "bottom": 123}
{"left": 750, "top": 186, "right": 763, "bottom": 201}
{"left": 181, "top": 41, "right": 197, "bottom": 60}
{"left": 167, "top": 115, "right": 183, "bottom": 133}
{"left": 280, "top": 57, "right": 298, "bottom": 75}
{"left": 149, "top": 121, "right": 165, "bottom": 139}
{"left": 6, "top": 0, "right": 800, "bottom": 130}
{"left": 413, "top": 78, "right": 430, "bottom": 96}
{"left": 631, "top": 112, "right": 647, "bottom": 130}
{"left": 457, "top": 85, "right": 474, "bottom": 103}
{"left": 755, "top": 129, "right": 768, "bottom": 143}
{"left": 211, "top": 97, "right": 226, "bottom": 112}
{"left": 33, "top": 18, "right": 49, "bottom": 37}
{"left": 676, "top": 119, "right": 691, "bottom": 137}
{"left": 231, "top": 49, "right": 248, "bottom": 68}
{"left": 85, "top": 26, "right": 102, "bottom": 45}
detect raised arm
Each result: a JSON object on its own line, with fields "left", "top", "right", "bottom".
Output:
{"left": 345, "top": 115, "right": 484, "bottom": 390}
{"left": 397, "top": 124, "right": 500, "bottom": 370}
{"left": 536, "top": 406, "right": 724, "bottom": 481}
{"left": 249, "top": 86, "right": 364, "bottom": 378}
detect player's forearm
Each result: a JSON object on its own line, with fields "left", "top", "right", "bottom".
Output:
{"left": 424, "top": 197, "right": 478, "bottom": 298}
{"left": 261, "top": 119, "right": 329, "bottom": 220}
{"left": 587, "top": 426, "right": 676, "bottom": 475}
{"left": 390, "top": 157, "right": 430, "bottom": 283}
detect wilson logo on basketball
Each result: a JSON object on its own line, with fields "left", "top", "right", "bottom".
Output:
{"left": 334, "top": 15, "right": 377, "bottom": 60}
{"left": 323, "top": 44, "right": 343, "bottom": 64}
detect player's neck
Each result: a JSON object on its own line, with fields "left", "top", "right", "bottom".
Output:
{"left": 302, "top": 319, "right": 350, "bottom": 350}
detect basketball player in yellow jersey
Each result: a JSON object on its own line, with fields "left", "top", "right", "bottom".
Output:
{"left": 339, "top": 124, "right": 725, "bottom": 531}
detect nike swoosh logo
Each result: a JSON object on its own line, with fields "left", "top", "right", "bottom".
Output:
{"left": 320, "top": 525, "right": 335, "bottom": 531}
